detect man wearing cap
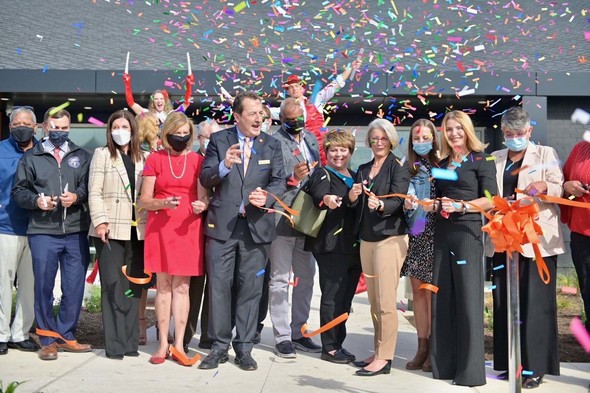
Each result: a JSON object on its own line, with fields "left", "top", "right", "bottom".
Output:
{"left": 270, "top": 59, "right": 361, "bottom": 166}
{"left": 0, "top": 106, "right": 39, "bottom": 355}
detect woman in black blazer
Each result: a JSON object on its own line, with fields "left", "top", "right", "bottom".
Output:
{"left": 304, "top": 130, "right": 362, "bottom": 364}
{"left": 348, "top": 118, "right": 410, "bottom": 376}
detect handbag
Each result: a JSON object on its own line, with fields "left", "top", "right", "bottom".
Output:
{"left": 291, "top": 168, "right": 330, "bottom": 238}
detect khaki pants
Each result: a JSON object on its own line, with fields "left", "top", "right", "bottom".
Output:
{"left": 360, "top": 235, "right": 408, "bottom": 360}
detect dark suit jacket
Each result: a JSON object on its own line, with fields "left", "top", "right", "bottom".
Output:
{"left": 199, "top": 126, "right": 286, "bottom": 244}
{"left": 274, "top": 126, "right": 320, "bottom": 236}
{"left": 352, "top": 152, "right": 410, "bottom": 242}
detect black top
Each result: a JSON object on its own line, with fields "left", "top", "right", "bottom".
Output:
{"left": 502, "top": 157, "right": 523, "bottom": 199}
{"left": 352, "top": 152, "right": 410, "bottom": 242}
{"left": 304, "top": 167, "right": 358, "bottom": 255}
{"left": 436, "top": 151, "right": 498, "bottom": 221}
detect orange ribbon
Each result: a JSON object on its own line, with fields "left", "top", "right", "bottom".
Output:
{"left": 481, "top": 195, "right": 550, "bottom": 284}
{"left": 169, "top": 345, "right": 200, "bottom": 366}
{"left": 419, "top": 283, "right": 439, "bottom": 293}
{"left": 301, "top": 313, "right": 349, "bottom": 338}
{"left": 35, "top": 328, "right": 77, "bottom": 346}
{"left": 515, "top": 188, "right": 590, "bottom": 209}
{"left": 121, "top": 265, "right": 153, "bottom": 285}
{"left": 263, "top": 190, "right": 300, "bottom": 217}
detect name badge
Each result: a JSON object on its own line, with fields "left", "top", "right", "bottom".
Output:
{"left": 258, "top": 159, "right": 270, "bottom": 165}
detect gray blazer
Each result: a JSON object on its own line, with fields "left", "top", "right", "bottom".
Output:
{"left": 200, "top": 126, "right": 286, "bottom": 244}
{"left": 273, "top": 126, "right": 320, "bottom": 236}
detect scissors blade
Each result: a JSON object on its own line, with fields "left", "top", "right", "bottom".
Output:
{"left": 105, "top": 230, "right": 112, "bottom": 251}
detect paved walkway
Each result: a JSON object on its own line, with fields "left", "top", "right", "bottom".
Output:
{"left": 1, "top": 277, "right": 589, "bottom": 393}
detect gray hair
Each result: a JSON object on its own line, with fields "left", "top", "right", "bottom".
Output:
{"left": 501, "top": 107, "right": 530, "bottom": 131}
{"left": 196, "top": 119, "right": 221, "bottom": 136}
{"left": 366, "top": 118, "right": 399, "bottom": 150}
{"left": 10, "top": 106, "right": 36, "bottom": 124}
{"left": 279, "top": 97, "right": 302, "bottom": 120}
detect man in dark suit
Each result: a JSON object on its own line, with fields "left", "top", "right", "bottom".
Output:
{"left": 198, "top": 92, "right": 286, "bottom": 371}
{"left": 269, "top": 98, "right": 321, "bottom": 358}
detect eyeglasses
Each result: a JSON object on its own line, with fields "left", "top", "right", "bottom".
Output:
{"left": 503, "top": 128, "right": 530, "bottom": 138}
{"left": 369, "top": 137, "right": 389, "bottom": 144}
{"left": 13, "top": 105, "right": 34, "bottom": 111}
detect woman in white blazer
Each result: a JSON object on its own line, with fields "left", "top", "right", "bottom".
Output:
{"left": 88, "top": 110, "right": 147, "bottom": 359}
{"left": 486, "top": 107, "right": 564, "bottom": 389}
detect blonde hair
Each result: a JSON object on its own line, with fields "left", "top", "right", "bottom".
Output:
{"left": 323, "top": 129, "right": 356, "bottom": 154}
{"left": 160, "top": 112, "right": 194, "bottom": 151}
{"left": 135, "top": 112, "right": 159, "bottom": 151}
{"left": 440, "top": 110, "right": 487, "bottom": 158}
{"left": 148, "top": 90, "right": 173, "bottom": 114}
{"left": 366, "top": 118, "right": 399, "bottom": 150}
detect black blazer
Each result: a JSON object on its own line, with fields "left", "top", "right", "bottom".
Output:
{"left": 199, "top": 127, "right": 286, "bottom": 244}
{"left": 304, "top": 167, "right": 359, "bottom": 255}
{"left": 352, "top": 152, "right": 410, "bottom": 242}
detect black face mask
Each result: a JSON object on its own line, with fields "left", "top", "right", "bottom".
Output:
{"left": 48, "top": 131, "right": 69, "bottom": 147}
{"left": 284, "top": 119, "right": 305, "bottom": 135}
{"left": 167, "top": 134, "right": 191, "bottom": 152}
{"left": 11, "top": 126, "right": 35, "bottom": 144}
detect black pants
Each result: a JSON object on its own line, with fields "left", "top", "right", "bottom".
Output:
{"left": 492, "top": 253, "right": 559, "bottom": 376}
{"left": 315, "top": 252, "right": 362, "bottom": 352}
{"left": 431, "top": 218, "right": 486, "bottom": 387}
{"left": 184, "top": 274, "right": 209, "bottom": 346}
{"left": 95, "top": 234, "right": 142, "bottom": 358}
{"left": 571, "top": 232, "right": 590, "bottom": 333}
{"left": 206, "top": 218, "right": 268, "bottom": 354}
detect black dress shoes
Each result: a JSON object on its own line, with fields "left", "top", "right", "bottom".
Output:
{"left": 339, "top": 348, "right": 356, "bottom": 361}
{"left": 198, "top": 349, "right": 229, "bottom": 370}
{"left": 8, "top": 339, "right": 39, "bottom": 352}
{"left": 321, "top": 349, "right": 350, "bottom": 364}
{"left": 235, "top": 352, "right": 257, "bottom": 371}
{"left": 523, "top": 376, "right": 543, "bottom": 389}
{"left": 355, "top": 360, "right": 391, "bottom": 376}
{"left": 0, "top": 342, "right": 7, "bottom": 355}
{"left": 352, "top": 360, "right": 370, "bottom": 368}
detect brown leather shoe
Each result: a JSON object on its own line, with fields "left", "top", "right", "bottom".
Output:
{"left": 57, "top": 341, "right": 93, "bottom": 353}
{"left": 38, "top": 343, "right": 58, "bottom": 361}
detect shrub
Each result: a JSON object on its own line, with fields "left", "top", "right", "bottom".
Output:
{"left": 0, "top": 381, "right": 23, "bottom": 393}
{"left": 84, "top": 285, "right": 102, "bottom": 313}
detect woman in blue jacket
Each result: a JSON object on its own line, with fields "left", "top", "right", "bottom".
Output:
{"left": 400, "top": 119, "right": 440, "bottom": 372}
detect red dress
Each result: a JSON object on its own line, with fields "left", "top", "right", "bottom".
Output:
{"left": 143, "top": 150, "right": 204, "bottom": 276}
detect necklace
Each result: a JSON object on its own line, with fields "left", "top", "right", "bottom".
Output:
{"left": 167, "top": 150, "right": 187, "bottom": 179}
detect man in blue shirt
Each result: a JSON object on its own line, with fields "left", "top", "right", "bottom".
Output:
{"left": 0, "top": 106, "right": 39, "bottom": 355}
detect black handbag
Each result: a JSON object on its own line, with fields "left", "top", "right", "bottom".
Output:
{"left": 291, "top": 168, "right": 330, "bottom": 238}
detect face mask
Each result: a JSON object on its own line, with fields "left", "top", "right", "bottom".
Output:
{"left": 261, "top": 122, "right": 270, "bottom": 134}
{"left": 11, "top": 126, "right": 35, "bottom": 144}
{"left": 412, "top": 141, "right": 433, "bottom": 156}
{"left": 167, "top": 134, "right": 190, "bottom": 152}
{"left": 48, "top": 131, "right": 69, "bottom": 147}
{"left": 504, "top": 136, "right": 528, "bottom": 152}
{"left": 284, "top": 119, "right": 305, "bottom": 134}
{"left": 111, "top": 129, "right": 131, "bottom": 146}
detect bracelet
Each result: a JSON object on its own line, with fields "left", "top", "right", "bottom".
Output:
{"left": 379, "top": 200, "right": 384, "bottom": 211}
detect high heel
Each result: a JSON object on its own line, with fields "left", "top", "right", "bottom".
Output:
{"left": 139, "top": 318, "right": 147, "bottom": 346}
{"left": 355, "top": 360, "right": 391, "bottom": 376}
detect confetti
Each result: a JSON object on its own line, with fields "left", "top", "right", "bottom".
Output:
{"left": 570, "top": 317, "right": 590, "bottom": 352}
{"left": 419, "top": 283, "right": 439, "bottom": 293}
{"left": 561, "top": 286, "right": 578, "bottom": 295}
{"left": 456, "top": 260, "right": 467, "bottom": 265}
{"left": 431, "top": 168, "right": 458, "bottom": 181}
{"left": 256, "top": 269, "right": 265, "bottom": 277}
{"left": 49, "top": 102, "right": 71, "bottom": 116}
{"left": 88, "top": 117, "right": 105, "bottom": 126}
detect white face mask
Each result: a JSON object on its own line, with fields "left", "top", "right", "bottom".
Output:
{"left": 261, "top": 121, "right": 270, "bottom": 134}
{"left": 112, "top": 129, "right": 131, "bottom": 146}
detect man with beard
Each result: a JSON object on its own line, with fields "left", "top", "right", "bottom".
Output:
{"left": 0, "top": 106, "right": 39, "bottom": 355}
{"left": 12, "top": 108, "right": 92, "bottom": 360}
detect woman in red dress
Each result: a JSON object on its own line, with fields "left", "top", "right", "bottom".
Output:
{"left": 139, "top": 112, "right": 208, "bottom": 364}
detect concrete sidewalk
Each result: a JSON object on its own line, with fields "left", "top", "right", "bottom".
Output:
{"left": 1, "top": 278, "right": 589, "bottom": 393}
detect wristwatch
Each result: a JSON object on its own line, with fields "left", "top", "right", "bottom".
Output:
{"left": 379, "top": 200, "right": 384, "bottom": 211}
{"left": 460, "top": 201, "right": 467, "bottom": 215}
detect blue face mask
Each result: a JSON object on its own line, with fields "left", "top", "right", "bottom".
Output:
{"left": 504, "top": 137, "right": 528, "bottom": 152}
{"left": 48, "top": 131, "right": 69, "bottom": 147}
{"left": 412, "top": 141, "right": 433, "bottom": 156}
